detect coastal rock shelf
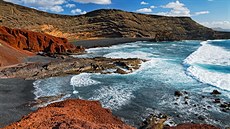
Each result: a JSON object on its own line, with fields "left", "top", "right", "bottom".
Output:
{"left": 0, "top": 57, "right": 143, "bottom": 80}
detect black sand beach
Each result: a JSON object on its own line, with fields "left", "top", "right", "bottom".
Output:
{"left": 73, "top": 38, "right": 152, "bottom": 48}
{"left": 24, "top": 55, "right": 58, "bottom": 63}
{"left": 0, "top": 79, "right": 35, "bottom": 127}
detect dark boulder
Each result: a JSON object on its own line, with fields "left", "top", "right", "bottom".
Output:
{"left": 174, "top": 91, "right": 183, "bottom": 97}
{"left": 210, "top": 90, "right": 221, "bottom": 95}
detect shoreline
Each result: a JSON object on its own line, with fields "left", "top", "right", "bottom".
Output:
{"left": 72, "top": 38, "right": 153, "bottom": 48}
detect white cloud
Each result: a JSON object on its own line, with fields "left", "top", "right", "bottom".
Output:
{"left": 156, "top": 12, "right": 168, "bottom": 16}
{"left": 4, "top": 0, "right": 65, "bottom": 13}
{"left": 157, "top": 0, "right": 190, "bottom": 16}
{"left": 65, "top": 4, "right": 76, "bottom": 8}
{"left": 136, "top": 8, "right": 152, "bottom": 13}
{"left": 150, "top": 6, "right": 156, "bottom": 9}
{"left": 49, "top": 6, "right": 64, "bottom": 13}
{"left": 194, "top": 11, "right": 209, "bottom": 16}
{"left": 71, "top": 8, "right": 87, "bottom": 14}
{"left": 74, "top": 0, "right": 111, "bottom": 4}
{"left": 201, "top": 21, "right": 230, "bottom": 29}
{"left": 141, "top": 1, "right": 149, "bottom": 5}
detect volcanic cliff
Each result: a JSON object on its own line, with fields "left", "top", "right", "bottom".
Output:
{"left": 0, "top": 26, "right": 84, "bottom": 54}
{"left": 0, "top": 26, "right": 84, "bottom": 66}
{"left": 1, "top": 1, "right": 229, "bottom": 41}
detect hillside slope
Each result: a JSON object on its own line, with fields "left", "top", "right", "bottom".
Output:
{"left": 1, "top": 1, "right": 229, "bottom": 41}
{"left": 0, "top": 39, "right": 33, "bottom": 67}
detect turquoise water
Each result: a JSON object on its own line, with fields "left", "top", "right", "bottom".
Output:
{"left": 33, "top": 40, "right": 230, "bottom": 128}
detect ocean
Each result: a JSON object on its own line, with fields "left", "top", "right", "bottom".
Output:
{"left": 33, "top": 40, "right": 230, "bottom": 128}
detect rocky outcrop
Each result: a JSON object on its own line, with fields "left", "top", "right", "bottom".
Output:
{"left": 0, "top": 57, "right": 143, "bottom": 80}
{"left": 3, "top": 99, "right": 134, "bottom": 129}
{"left": 0, "top": 26, "right": 84, "bottom": 54}
{"left": 139, "top": 112, "right": 220, "bottom": 129}
{"left": 140, "top": 113, "right": 167, "bottom": 129}
{"left": 1, "top": 1, "right": 230, "bottom": 41}
{"left": 164, "top": 123, "right": 220, "bottom": 129}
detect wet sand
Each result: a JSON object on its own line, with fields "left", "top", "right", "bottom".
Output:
{"left": 73, "top": 38, "right": 153, "bottom": 48}
{"left": 0, "top": 79, "right": 35, "bottom": 127}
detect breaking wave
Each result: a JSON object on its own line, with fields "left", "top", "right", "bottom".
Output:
{"left": 184, "top": 40, "right": 230, "bottom": 91}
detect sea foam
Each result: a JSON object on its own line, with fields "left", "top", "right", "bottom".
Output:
{"left": 70, "top": 73, "right": 100, "bottom": 87}
{"left": 70, "top": 73, "right": 101, "bottom": 94}
{"left": 104, "top": 51, "right": 152, "bottom": 59}
{"left": 89, "top": 85, "right": 134, "bottom": 110}
{"left": 33, "top": 77, "right": 70, "bottom": 99}
{"left": 184, "top": 41, "right": 230, "bottom": 66}
{"left": 184, "top": 40, "right": 230, "bottom": 91}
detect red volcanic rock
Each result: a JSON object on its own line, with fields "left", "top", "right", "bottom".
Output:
{"left": 4, "top": 99, "right": 134, "bottom": 129}
{"left": 0, "top": 39, "right": 34, "bottom": 67}
{"left": 0, "top": 26, "right": 84, "bottom": 54}
{"left": 164, "top": 123, "right": 220, "bottom": 129}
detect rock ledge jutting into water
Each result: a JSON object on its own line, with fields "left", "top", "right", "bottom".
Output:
{"left": 0, "top": 57, "right": 144, "bottom": 80}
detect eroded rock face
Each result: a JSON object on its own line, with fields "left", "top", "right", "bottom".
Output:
{"left": 0, "top": 26, "right": 84, "bottom": 54}
{"left": 3, "top": 99, "right": 134, "bottom": 129}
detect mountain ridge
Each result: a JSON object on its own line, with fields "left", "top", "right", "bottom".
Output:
{"left": 0, "top": 0, "right": 230, "bottom": 41}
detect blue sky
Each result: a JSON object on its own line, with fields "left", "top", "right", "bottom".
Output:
{"left": 4, "top": 0, "right": 230, "bottom": 29}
